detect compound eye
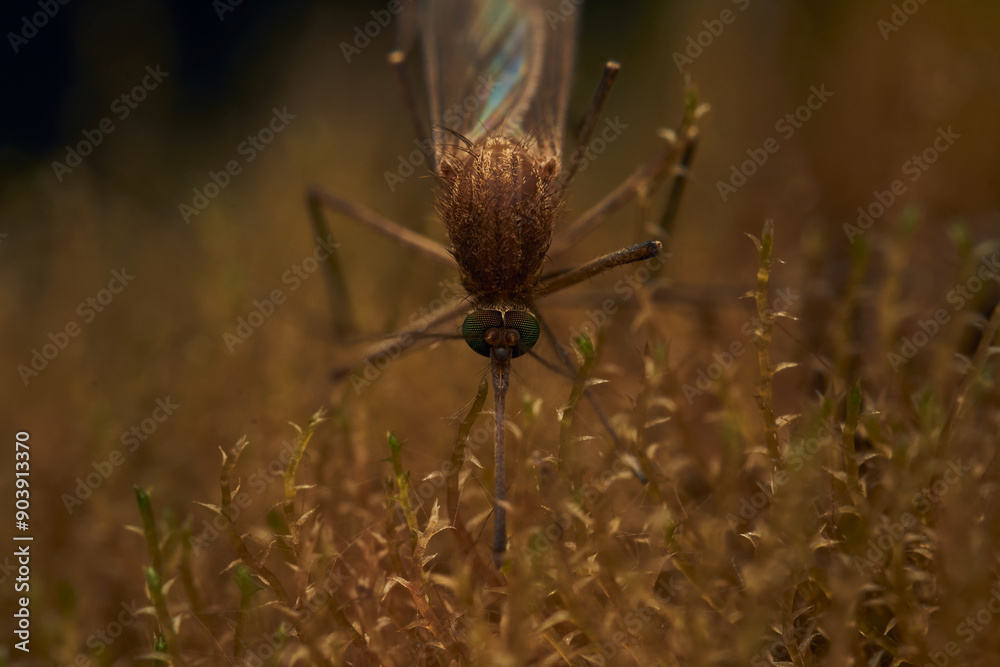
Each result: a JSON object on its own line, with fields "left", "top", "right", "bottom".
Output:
{"left": 503, "top": 311, "right": 540, "bottom": 358}
{"left": 462, "top": 310, "right": 503, "bottom": 357}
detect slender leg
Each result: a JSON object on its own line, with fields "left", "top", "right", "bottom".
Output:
{"left": 307, "top": 187, "right": 456, "bottom": 269}
{"left": 388, "top": 50, "right": 431, "bottom": 152}
{"left": 537, "top": 240, "right": 662, "bottom": 297}
{"left": 534, "top": 312, "right": 622, "bottom": 450}
{"left": 307, "top": 189, "right": 358, "bottom": 336}
{"left": 552, "top": 141, "right": 678, "bottom": 253}
{"left": 329, "top": 297, "right": 469, "bottom": 383}
{"left": 306, "top": 185, "right": 457, "bottom": 337}
{"left": 552, "top": 106, "right": 703, "bottom": 254}
{"left": 562, "top": 61, "right": 621, "bottom": 187}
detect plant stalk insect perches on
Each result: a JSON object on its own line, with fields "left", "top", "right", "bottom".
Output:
{"left": 308, "top": 0, "right": 702, "bottom": 569}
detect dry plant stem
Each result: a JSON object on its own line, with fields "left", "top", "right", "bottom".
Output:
{"left": 134, "top": 487, "right": 164, "bottom": 580}
{"left": 782, "top": 585, "right": 806, "bottom": 667}
{"left": 657, "top": 127, "right": 699, "bottom": 238}
{"left": 308, "top": 186, "right": 456, "bottom": 268}
{"left": 750, "top": 220, "right": 781, "bottom": 463}
{"left": 837, "top": 239, "right": 868, "bottom": 390}
{"left": 232, "top": 566, "right": 258, "bottom": 663}
{"left": 540, "top": 628, "right": 577, "bottom": 664}
{"left": 146, "top": 567, "right": 186, "bottom": 666}
{"left": 631, "top": 346, "right": 665, "bottom": 500}
{"left": 534, "top": 311, "right": 630, "bottom": 464}
{"left": 282, "top": 409, "right": 325, "bottom": 549}
{"left": 219, "top": 440, "right": 330, "bottom": 664}
{"left": 563, "top": 60, "right": 621, "bottom": 187}
{"left": 842, "top": 380, "right": 862, "bottom": 496}
{"left": 877, "top": 220, "right": 915, "bottom": 366}
{"left": 537, "top": 240, "right": 662, "bottom": 297}
{"left": 664, "top": 541, "right": 724, "bottom": 614}
{"left": 387, "top": 432, "right": 419, "bottom": 547}
{"left": 177, "top": 526, "right": 202, "bottom": 615}
{"left": 492, "top": 357, "right": 510, "bottom": 569}
{"left": 220, "top": 439, "right": 291, "bottom": 604}
{"left": 442, "top": 381, "right": 505, "bottom": 584}
{"left": 558, "top": 333, "right": 600, "bottom": 475}
{"left": 395, "top": 503, "right": 467, "bottom": 661}
{"left": 322, "top": 595, "right": 366, "bottom": 648}
{"left": 134, "top": 488, "right": 185, "bottom": 665}
{"left": 552, "top": 127, "right": 688, "bottom": 252}
{"left": 448, "top": 377, "right": 489, "bottom": 524}
{"left": 939, "top": 298, "right": 1000, "bottom": 451}
{"left": 383, "top": 504, "right": 408, "bottom": 577}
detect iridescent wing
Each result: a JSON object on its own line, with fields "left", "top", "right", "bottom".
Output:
{"left": 419, "top": 0, "right": 579, "bottom": 170}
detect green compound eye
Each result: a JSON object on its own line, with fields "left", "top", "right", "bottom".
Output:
{"left": 504, "top": 310, "right": 540, "bottom": 358}
{"left": 462, "top": 310, "right": 503, "bottom": 357}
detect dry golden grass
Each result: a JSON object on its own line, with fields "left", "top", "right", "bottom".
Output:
{"left": 2, "top": 2, "right": 1000, "bottom": 666}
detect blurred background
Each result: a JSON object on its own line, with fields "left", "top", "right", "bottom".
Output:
{"left": 1, "top": 0, "right": 999, "bottom": 663}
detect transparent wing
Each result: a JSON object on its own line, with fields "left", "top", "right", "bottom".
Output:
{"left": 419, "top": 0, "right": 578, "bottom": 169}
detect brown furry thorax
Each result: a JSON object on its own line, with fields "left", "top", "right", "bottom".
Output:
{"left": 437, "top": 136, "right": 565, "bottom": 309}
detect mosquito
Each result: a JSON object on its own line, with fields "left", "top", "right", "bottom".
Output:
{"left": 308, "top": 0, "right": 702, "bottom": 569}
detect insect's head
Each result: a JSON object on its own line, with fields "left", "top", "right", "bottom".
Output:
{"left": 462, "top": 308, "right": 540, "bottom": 362}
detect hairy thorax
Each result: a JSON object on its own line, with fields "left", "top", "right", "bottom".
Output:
{"left": 438, "top": 137, "right": 564, "bottom": 307}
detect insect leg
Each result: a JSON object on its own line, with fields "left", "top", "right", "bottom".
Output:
{"left": 534, "top": 311, "right": 648, "bottom": 483}
{"left": 306, "top": 186, "right": 457, "bottom": 335}
{"left": 552, "top": 97, "right": 704, "bottom": 253}
{"left": 328, "top": 297, "right": 469, "bottom": 383}
{"left": 537, "top": 240, "right": 662, "bottom": 297}
{"left": 387, "top": 50, "right": 432, "bottom": 151}
{"left": 562, "top": 60, "right": 620, "bottom": 188}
